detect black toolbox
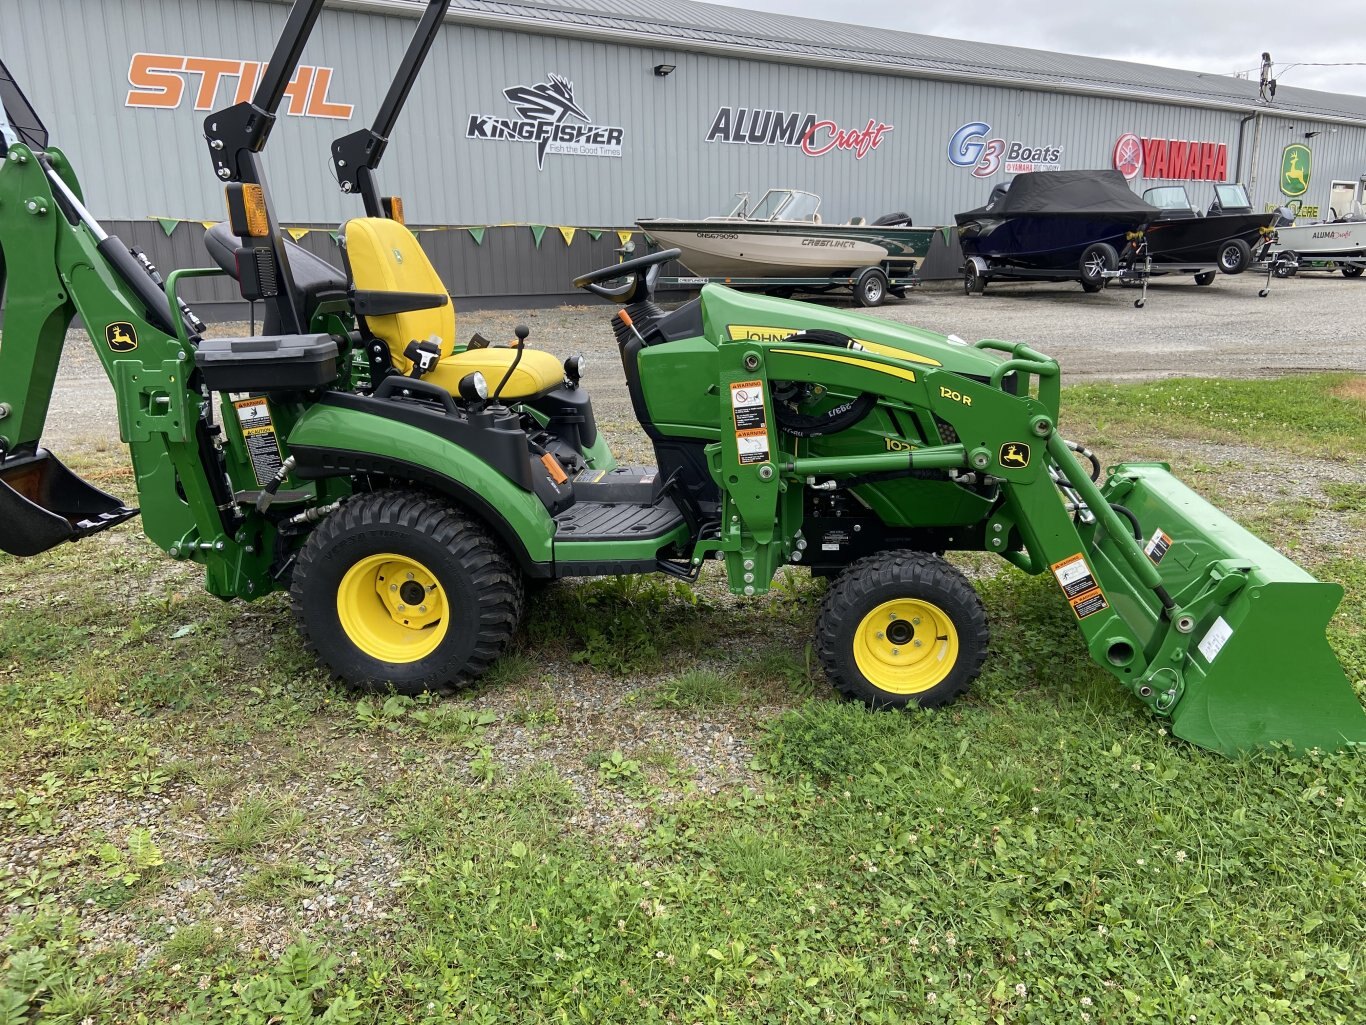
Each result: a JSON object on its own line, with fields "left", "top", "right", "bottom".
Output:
{"left": 194, "top": 334, "right": 339, "bottom": 393}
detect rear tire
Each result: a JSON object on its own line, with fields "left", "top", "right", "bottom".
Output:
{"left": 1079, "top": 243, "right": 1118, "bottom": 290}
{"left": 816, "top": 551, "right": 988, "bottom": 710}
{"left": 291, "top": 490, "right": 524, "bottom": 694}
{"left": 963, "top": 262, "right": 986, "bottom": 295}
{"left": 1194, "top": 271, "right": 1217, "bottom": 286}
{"left": 854, "top": 267, "right": 888, "bottom": 307}
{"left": 1217, "top": 238, "right": 1252, "bottom": 274}
{"left": 1343, "top": 265, "right": 1364, "bottom": 278}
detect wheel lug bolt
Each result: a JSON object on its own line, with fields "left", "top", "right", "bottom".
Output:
{"left": 912, "top": 617, "right": 920, "bottom": 625}
{"left": 390, "top": 584, "right": 398, "bottom": 592}
{"left": 418, "top": 605, "right": 427, "bottom": 613}
{"left": 406, "top": 572, "right": 415, "bottom": 581}
{"left": 397, "top": 604, "right": 406, "bottom": 611}
{"left": 914, "top": 639, "right": 922, "bottom": 647}
{"left": 876, "top": 631, "right": 884, "bottom": 639}
{"left": 892, "top": 648, "right": 899, "bottom": 656}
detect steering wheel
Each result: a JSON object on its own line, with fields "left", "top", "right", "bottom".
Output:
{"left": 573, "top": 247, "right": 681, "bottom": 303}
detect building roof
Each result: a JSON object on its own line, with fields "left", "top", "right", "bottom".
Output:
{"left": 340, "top": 0, "right": 1366, "bottom": 124}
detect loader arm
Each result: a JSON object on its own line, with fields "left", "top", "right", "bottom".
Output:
{"left": 687, "top": 286, "right": 1365, "bottom": 754}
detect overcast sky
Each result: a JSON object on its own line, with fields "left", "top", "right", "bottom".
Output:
{"left": 715, "top": 0, "right": 1366, "bottom": 96}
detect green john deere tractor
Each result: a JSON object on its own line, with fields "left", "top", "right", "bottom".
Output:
{"left": 1, "top": 0, "right": 1362, "bottom": 756}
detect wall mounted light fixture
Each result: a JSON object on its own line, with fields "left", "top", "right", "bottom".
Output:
{"left": 653, "top": 63, "right": 676, "bottom": 77}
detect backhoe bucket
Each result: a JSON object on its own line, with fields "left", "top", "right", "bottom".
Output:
{"left": 1096, "top": 463, "right": 1366, "bottom": 755}
{"left": 0, "top": 449, "right": 138, "bottom": 557}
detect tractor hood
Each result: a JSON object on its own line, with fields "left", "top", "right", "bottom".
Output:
{"left": 698, "top": 284, "right": 1012, "bottom": 380}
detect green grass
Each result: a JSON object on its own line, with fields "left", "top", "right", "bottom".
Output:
{"left": 1064, "top": 372, "right": 1366, "bottom": 457}
{"left": 1, "top": 374, "right": 1364, "bottom": 1023}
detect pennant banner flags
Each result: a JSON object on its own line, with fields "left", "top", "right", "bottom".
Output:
{"left": 557, "top": 226, "right": 576, "bottom": 247}
{"left": 617, "top": 230, "right": 633, "bottom": 247}
{"left": 940, "top": 226, "right": 953, "bottom": 245}
{"left": 328, "top": 231, "right": 342, "bottom": 243}
{"left": 287, "top": 228, "right": 310, "bottom": 241}
{"left": 200, "top": 221, "right": 216, "bottom": 231}
{"left": 587, "top": 229, "right": 604, "bottom": 241}
{"left": 529, "top": 225, "right": 547, "bottom": 248}
{"left": 155, "top": 217, "right": 179, "bottom": 237}
{"left": 467, "top": 226, "right": 486, "bottom": 246}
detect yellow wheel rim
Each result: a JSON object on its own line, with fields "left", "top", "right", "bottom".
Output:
{"left": 852, "top": 598, "right": 959, "bottom": 695}
{"left": 336, "top": 553, "right": 449, "bottom": 664}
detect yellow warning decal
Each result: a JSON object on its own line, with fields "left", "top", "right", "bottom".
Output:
{"left": 1144, "top": 528, "right": 1173, "bottom": 565}
{"left": 1050, "top": 552, "right": 1109, "bottom": 620}
{"left": 233, "top": 397, "right": 285, "bottom": 488}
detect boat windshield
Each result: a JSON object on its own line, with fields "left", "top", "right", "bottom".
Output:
{"left": 745, "top": 189, "right": 821, "bottom": 221}
{"left": 1143, "top": 186, "right": 1195, "bottom": 211}
{"left": 1213, "top": 184, "right": 1252, "bottom": 210}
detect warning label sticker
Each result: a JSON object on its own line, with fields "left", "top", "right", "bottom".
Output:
{"left": 730, "top": 380, "right": 771, "bottom": 465}
{"left": 1145, "top": 528, "right": 1173, "bottom": 565}
{"left": 234, "top": 397, "right": 285, "bottom": 488}
{"left": 1051, "top": 552, "right": 1110, "bottom": 620}
{"left": 1197, "top": 616, "right": 1233, "bottom": 663}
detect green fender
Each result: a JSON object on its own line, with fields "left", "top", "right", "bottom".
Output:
{"left": 286, "top": 401, "right": 556, "bottom": 570}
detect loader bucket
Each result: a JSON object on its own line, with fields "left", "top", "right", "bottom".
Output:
{"left": 0, "top": 448, "right": 138, "bottom": 557}
{"left": 1098, "top": 463, "right": 1366, "bottom": 756}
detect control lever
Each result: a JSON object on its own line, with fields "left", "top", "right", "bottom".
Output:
{"left": 490, "top": 325, "right": 528, "bottom": 403}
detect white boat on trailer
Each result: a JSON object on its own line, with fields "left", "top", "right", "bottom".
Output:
{"left": 1269, "top": 178, "right": 1366, "bottom": 279}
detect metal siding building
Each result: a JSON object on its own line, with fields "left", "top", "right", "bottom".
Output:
{"left": 4, "top": 0, "right": 1365, "bottom": 305}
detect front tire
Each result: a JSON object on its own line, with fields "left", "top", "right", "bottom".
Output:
{"left": 1194, "top": 271, "right": 1217, "bottom": 286}
{"left": 816, "top": 551, "right": 988, "bottom": 709}
{"left": 291, "top": 490, "right": 523, "bottom": 694}
{"left": 1217, "top": 238, "right": 1252, "bottom": 274}
{"left": 963, "top": 262, "right": 986, "bottom": 295}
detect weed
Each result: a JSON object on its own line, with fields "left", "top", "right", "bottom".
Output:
{"left": 650, "top": 668, "right": 742, "bottom": 709}
{"left": 597, "top": 750, "right": 645, "bottom": 787}
{"left": 209, "top": 796, "right": 298, "bottom": 854}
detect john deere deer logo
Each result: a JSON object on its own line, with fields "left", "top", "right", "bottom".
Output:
{"left": 1281, "top": 144, "right": 1311, "bottom": 198}
{"left": 999, "top": 442, "right": 1031, "bottom": 468}
{"left": 105, "top": 322, "right": 138, "bottom": 352}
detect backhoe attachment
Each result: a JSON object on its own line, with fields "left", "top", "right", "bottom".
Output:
{"left": 0, "top": 448, "right": 138, "bottom": 556}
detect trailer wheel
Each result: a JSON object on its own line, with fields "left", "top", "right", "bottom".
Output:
{"left": 291, "top": 490, "right": 523, "bottom": 694}
{"left": 963, "top": 262, "right": 986, "bottom": 295}
{"left": 854, "top": 267, "right": 888, "bottom": 307}
{"left": 817, "top": 551, "right": 988, "bottom": 710}
{"left": 1194, "top": 271, "right": 1217, "bottom": 286}
{"left": 1217, "top": 238, "right": 1252, "bottom": 274}
{"left": 1343, "top": 265, "right": 1364, "bottom": 278}
{"left": 1272, "top": 254, "right": 1298, "bottom": 278}
{"left": 1078, "top": 243, "right": 1118, "bottom": 290}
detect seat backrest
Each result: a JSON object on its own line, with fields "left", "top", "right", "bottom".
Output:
{"left": 344, "top": 217, "right": 455, "bottom": 361}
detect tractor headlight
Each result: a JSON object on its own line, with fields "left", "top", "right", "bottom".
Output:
{"left": 458, "top": 371, "right": 488, "bottom": 403}
{"left": 563, "top": 354, "right": 586, "bottom": 385}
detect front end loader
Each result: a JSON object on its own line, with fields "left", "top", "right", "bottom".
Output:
{"left": 1, "top": 1, "right": 1362, "bottom": 757}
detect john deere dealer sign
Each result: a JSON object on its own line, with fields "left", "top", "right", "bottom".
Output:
{"left": 1280, "top": 144, "right": 1312, "bottom": 198}
{"left": 467, "top": 74, "right": 624, "bottom": 170}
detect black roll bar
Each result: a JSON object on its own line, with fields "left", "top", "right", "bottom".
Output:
{"left": 202, "top": 0, "right": 329, "bottom": 335}
{"left": 331, "top": 0, "right": 449, "bottom": 216}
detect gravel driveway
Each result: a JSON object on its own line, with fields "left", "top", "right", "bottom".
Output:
{"left": 31, "top": 269, "right": 1366, "bottom": 455}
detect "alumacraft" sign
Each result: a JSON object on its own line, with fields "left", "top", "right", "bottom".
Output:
{"left": 705, "top": 107, "right": 894, "bottom": 159}
{"left": 467, "top": 74, "right": 624, "bottom": 171}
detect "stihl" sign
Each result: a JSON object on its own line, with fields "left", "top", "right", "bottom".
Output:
{"left": 126, "top": 53, "right": 353, "bottom": 120}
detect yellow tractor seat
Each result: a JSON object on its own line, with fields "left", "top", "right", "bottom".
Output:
{"left": 344, "top": 216, "right": 563, "bottom": 401}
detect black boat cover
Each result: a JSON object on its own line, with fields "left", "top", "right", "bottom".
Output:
{"left": 960, "top": 170, "right": 1158, "bottom": 219}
